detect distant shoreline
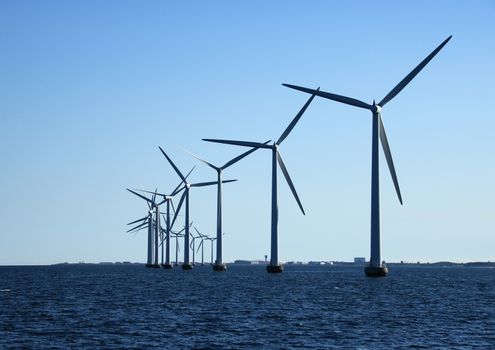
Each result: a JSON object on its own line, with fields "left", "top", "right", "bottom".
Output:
{"left": 1, "top": 261, "right": 494, "bottom": 268}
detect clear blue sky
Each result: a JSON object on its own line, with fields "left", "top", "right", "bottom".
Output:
{"left": 1, "top": 1, "right": 494, "bottom": 265}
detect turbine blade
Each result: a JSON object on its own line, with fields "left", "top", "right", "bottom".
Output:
{"left": 379, "top": 36, "right": 452, "bottom": 107}
{"left": 277, "top": 88, "right": 319, "bottom": 145}
{"left": 171, "top": 185, "right": 186, "bottom": 197}
{"left": 170, "top": 191, "right": 186, "bottom": 228}
{"left": 190, "top": 179, "right": 237, "bottom": 187}
{"left": 181, "top": 147, "right": 219, "bottom": 171}
{"left": 276, "top": 151, "right": 305, "bottom": 215}
{"left": 171, "top": 166, "right": 196, "bottom": 196}
{"left": 190, "top": 181, "right": 217, "bottom": 188}
{"left": 221, "top": 140, "right": 271, "bottom": 170}
{"left": 171, "top": 200, "right": 177, "bottom": 216}
{"left": 127, "top": 189, "right": 153, "bottom": 204}
{"left": 184, "top": 166, "right": 195, "bottom": 179}
{"left": 197, "top": 240, "right": 203, "bottom": 253}
{"left": 127, "top": 221, "right": 148, "bottom": 233}
{"left": 203, "top": 139, "right": 272, "bottom": 149}
{"left": 159, "top": 146, "right": 186, "bottom": 183}
{"left": 161, "top": 213, "right": 168, "bottom": 228}
{"left": 134, "top": 188, "right": 167, "bottom": 197}
{"left": 379, "top": 115, "right": 403, "bottom": 204}
{"left": 221, "top": 179, "right": 237, "bottom": 184}
{"left": 128, "top": 225, "right": 147, "bottom": 234}
{"left": 127, "top": 216, "right": 147, "bottom": 225}
{"left": 283, "top": 84, "right": 371, "bottom": 110}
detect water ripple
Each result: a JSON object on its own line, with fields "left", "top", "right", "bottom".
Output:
{"left": 0, "top": 265, "right": 494, "bottom": 349}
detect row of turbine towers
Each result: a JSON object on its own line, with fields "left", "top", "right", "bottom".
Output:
{"left": 127, "top": 35, "right": 452, "bottom": 276}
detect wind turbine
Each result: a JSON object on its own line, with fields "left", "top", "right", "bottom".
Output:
{"left": 205, "top": 235, "right": 217, "bottom": 265}
{"left": 172, "top": 231, "right": 183, "bottom": 266}
{"left": 194, "top": 227, "right": 206, "bottom": 266}
{"left": 203, "top": 91, "right": 318, "bottom": 273}
{"left": 190, "top": 231, "right": 199, "bottom": 266}
{"left": 134, "top": 168, "right": 194, "bottom": 269}
{"left": 283, "top": 35, "right": 452, "bottom": 277}
{"left": 126, "top": 211, "right": 154, "bottom": 265}
{"left": 126, "top": 191, "right": 156, "bottom": 267}
{"left": 127, "top": 189, "right": 167, "bottom": 268}
{"left": 194, "top": 226, "right": 216, "bottom": 266}
{"left": 159, "top": 147, "right": 236, "bottom": 270}
{"left": 170, "top": 223, "right": 189, "bottom": 266}
{"left": 181, "top": 142, "right": 269, "bottom": 271}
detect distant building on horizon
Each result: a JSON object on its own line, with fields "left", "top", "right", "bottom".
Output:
{"left": 354, "top": 257, "right": 366, "bottom": 265}
{"left": 233, "top": 260, "right": 264, "bottom": 265}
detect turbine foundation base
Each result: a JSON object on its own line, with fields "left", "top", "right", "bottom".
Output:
{"left": 161, "top": 263, "right": 173, "bottom": 269}
{"left": 149, "top": 264, "right": 160, "bottom": 269}
{"left": 213, "top": 264, "right": 227, "bottom": 272}
{"left": 182, "top": 263, "right": 193, "bottom": 270}
{"left": 364, "top": 265, "right": 388, "bottom": 277}
{"left": 266, "top": 265, "right": 283, "bottom": 273}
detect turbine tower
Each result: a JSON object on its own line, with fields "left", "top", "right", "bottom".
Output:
{"left": 181, "top": 142, "right": 269, "bottom": 271}
{"left": 203, "top": 90, "right": 317, "bottom": 273}
{"left": 206, "top": 235, "right": 217, "bottom": 265}
{"left": 159, "top": 147, "right": 236, "bottom": 270}
{"left": 171, "top": 230, "right": 184, "bottom": 266}
{"left": 283, "top": 36, "right": 452, "bottom": 277}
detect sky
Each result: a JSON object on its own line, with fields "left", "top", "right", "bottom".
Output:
{"left": 0, "top": 1, "right": 494, "bottom": 265}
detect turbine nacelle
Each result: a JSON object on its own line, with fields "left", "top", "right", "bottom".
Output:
{"left": 371, "top": 100, "right": 382, "bottom": 114}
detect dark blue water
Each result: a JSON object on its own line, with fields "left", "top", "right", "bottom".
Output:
{"left": 1, "top": 264, "right": 494, "bottom": 349}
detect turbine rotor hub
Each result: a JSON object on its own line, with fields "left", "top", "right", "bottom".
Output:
{"left": 371, "top": 104, "right": 382, "bottom": 114}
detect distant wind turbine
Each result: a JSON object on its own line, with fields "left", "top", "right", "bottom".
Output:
{"left": 194, "top": 227, "right": 206, "bottom": 266}
{"left": 159, "top": 147, "right": 236, "bottom": 270}
{"left": 283, "top": 35, "right": 452, "bottom": 277}
{"left": 134, "top": 168, "right": 194, "bottom": 268}
{"left": 126, "top": 210, "right": 154, "bottom": 266}
{"left": 127, "top": 189, "right": 165, "bottom": 268}
{"left": 126, "top": 191, "right": 161, "bottom": 267}
{"left": 203, "top": 91, "right": 318, "bottom": 273}
{"left": 190, "top": 231, "right": 199, "bottom": 266}
{"left": 206, "top": 235, "right": 217, "bottom": 265}
{"left": 169, "top": 223, "right": 189, "bottom": 266}
{"left": 181, "top": 141, "right": 269, "bottom": 271}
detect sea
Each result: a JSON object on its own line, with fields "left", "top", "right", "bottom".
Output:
{"left": 0, "top": 264, "right": 494, "bottom": 349}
